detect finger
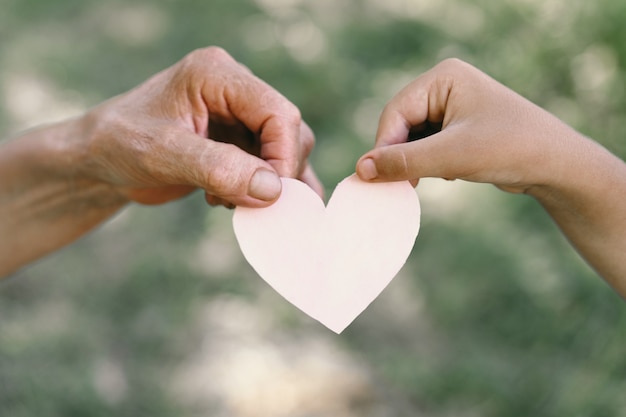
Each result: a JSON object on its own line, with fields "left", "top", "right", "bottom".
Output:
{"left": 208, "top": 113, "right": 314, "bottom": 183}
{"left": 357, "top": 126, "right": 471, "bottom": 182}
{"left": 374, "top": 103, "right": 413, "bottom": 148}
{"left": 140, "top": 126, "right": 283, "bottom": 207}
{"left": 375, "top": 67, "right": 452, "bottom": 148}
{"left": 299, "top": 162, "right": 325, "bottom": 199}
{"left": 200, "top": 139, "right": 284, "bottom": 207}
{"left": 201, "top": 62, "right": 302, "bottom": 179}
{"left": 294, "top": 121, "right": 324, "bottom": 197}
{"left": 236, "top": 86, "right": 302, "bottom": 179}
{"left": 296, "top": 121, "right": 316, "bottom": 174}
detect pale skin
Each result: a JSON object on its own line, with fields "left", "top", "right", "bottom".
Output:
{"left": 0, "top": 47, "right": 323, "bottom": 277}
{"left": 356, "top": 58, "right": 626, "bottom": 297}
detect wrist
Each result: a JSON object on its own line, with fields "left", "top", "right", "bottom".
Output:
{"left": 66, "top": 111, "right": 132, "bottom": 206}
{"left": 517, "top": 114, "right": 590, "bottom": 198}
{"left": 0, "top": 116, "right": 128, "bottom": 275}
{"left": 1, "top": 114, "right": 129, "bottom": 211}
{"left": 526, "top": 130, "right": 625, "bottom": 211}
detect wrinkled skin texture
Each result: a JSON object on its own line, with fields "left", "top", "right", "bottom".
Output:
{"left": 0, "top": 47, "right": 322, "bottom": 276}
{"left": 85, "top": 46, "right": 323, "bottom": 207}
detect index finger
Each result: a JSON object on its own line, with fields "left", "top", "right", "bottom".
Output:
{"left": 375, "top": 63, "right": 454, "bottom": 148}
{"left": 194, "top": 48, "right": 303, "bottom": 178}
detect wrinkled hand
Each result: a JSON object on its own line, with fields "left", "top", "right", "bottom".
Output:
{"left": 356, "top": 58, "right": 581, "bottom": 196}
{"left": 83, "top": 46, "right": 323, "bottom": 208}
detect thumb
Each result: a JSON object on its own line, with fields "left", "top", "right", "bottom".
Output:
{"left": 356, "top": 128, "right": 468, "bottom": 182}
{"left": 150, "top": 130, "right": 282, "bottom": 207}
{"left": 199, "top": 140, "right": 283, "bottom": 207}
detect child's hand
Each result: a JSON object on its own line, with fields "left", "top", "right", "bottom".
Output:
{"left": 357, "top": 58, "right": 626, "bottom": 294}
{"left": 356, "top": 58, "right": 583, "bottom": 197}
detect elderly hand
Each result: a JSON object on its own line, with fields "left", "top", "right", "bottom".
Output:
{"left": 0, "top": 47, "right": 322, "bottom": 276}
{"left": 84, "top": 46, "right": 322, "bottom": 207}
{"left": 356, "top": 58, "right": 585, "bottom": 194}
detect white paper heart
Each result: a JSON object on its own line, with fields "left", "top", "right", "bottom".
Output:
{"left": 232, "top": 174, "right": 420, "bottom": 333}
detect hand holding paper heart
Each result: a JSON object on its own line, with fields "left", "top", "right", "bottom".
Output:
{"left": 233, "top": 174, "right": 420, "bottom": 333}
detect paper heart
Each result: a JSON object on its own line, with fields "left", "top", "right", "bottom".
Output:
{"left": 232, "top": 174, "right": 420, "bottom": 333}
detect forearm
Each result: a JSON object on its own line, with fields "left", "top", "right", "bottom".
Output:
{"left": 0, "top": 117, "right": 128, "bottom": 277}
{"left": 529, "top": 132, "right": 626, "bottom": 296}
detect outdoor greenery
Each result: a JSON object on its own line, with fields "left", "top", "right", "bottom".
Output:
{"left": 1, "top": 0, "right": 625, "bottom": 416}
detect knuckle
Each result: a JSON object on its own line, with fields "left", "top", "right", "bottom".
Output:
{"left": 435, "top": 57, "right": 477, "bottom": 79}
{"left": 378, "top": 102, "right": 403, "bottom": 128}
{"left": 381, "top": 101, "right": 394, "bottom": 117}
{"left": 184, "top": 46, "right": 233, "bottom": 68}
{"left": 285, "top": 102, "right": 302, "bottom": 124}
{"left": 437, "top": 57, "right": 465, "bottom": 71}
{"left": 262, "top": 91, "right": 302, "bottom": 125}
{"left": 197, "top": 46, "right": 230, "bottom": 60}
{"left": 202, "top": 46, "right": 231, "bottom": 60}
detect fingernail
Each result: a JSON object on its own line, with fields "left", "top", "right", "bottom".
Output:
{"left": 359, "top": 158, "right": 378, "bottom": 180}
{"left": 248, "top": 168, "right": 282, "bottom": 201}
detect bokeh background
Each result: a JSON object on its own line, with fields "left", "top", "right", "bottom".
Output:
{"left": 2, "top": 0, "right": 626, "bottom": 416}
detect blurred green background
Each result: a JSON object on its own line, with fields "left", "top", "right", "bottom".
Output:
{"left": 1, "top": 0, "right": 626, "bottom": 416}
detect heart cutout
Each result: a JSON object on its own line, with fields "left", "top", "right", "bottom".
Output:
{"left": 233, "top": 174, "right": 420, "bottom": 333}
